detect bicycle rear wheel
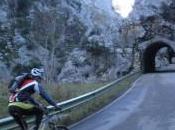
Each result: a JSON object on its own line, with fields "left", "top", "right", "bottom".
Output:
{"left": 56, "top": 125, "right": 69, "bottom": 130}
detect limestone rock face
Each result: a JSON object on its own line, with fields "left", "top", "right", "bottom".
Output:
{"left": 0, "top": 0, "right": 173, "bottom": 83}
{"left": 130, "top": 0, "right": 170, "bottom": 20}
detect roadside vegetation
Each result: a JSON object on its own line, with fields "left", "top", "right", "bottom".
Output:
{"left": 0, "top": 85, "right": 8, "bottom": 117}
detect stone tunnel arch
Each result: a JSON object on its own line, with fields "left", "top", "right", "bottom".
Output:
{"left": 139, "top": 37, "right": 175, "bottom": 73}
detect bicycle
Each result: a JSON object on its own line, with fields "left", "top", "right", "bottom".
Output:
{"left": 41, "top": 112, "right": 69, "bottom": 130}
{"left": 30, "top": 109, "right": 69, "bottom": 130}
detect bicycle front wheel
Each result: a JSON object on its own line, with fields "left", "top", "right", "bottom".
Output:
{"left": 56, "top": 125, "right": 69, "bottom": 130}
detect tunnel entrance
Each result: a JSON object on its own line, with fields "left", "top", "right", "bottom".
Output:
{"left": 139, "top": 37, "right": 175, "bottom": 73}
{"left": 143, "top": 42, "right": 171, "bottom": 73}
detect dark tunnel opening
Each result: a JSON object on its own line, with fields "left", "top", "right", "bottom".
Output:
{"left": 142, "top": 42, "right": 172, "bottom": 73}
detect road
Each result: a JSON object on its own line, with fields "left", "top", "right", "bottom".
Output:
{"left": 70, "top": 73, "right": 175, "bottom": 130}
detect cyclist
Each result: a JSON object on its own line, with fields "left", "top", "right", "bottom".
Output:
{"left": 8, "top": 68, "right": 61, "bottom": 130}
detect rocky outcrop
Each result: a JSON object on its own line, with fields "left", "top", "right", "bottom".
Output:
{"left": 58, "top": 47, "right": 133, "bottom": 83}
{"left": 130, "top": 0, "right": 171, "bottom": 20}
{"left": 0, "top": 0, "right": 131, "bottom": 83}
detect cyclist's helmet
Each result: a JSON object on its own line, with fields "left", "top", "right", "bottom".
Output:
{"left": 31, "top": 68, "right": 44, "bottom": 79}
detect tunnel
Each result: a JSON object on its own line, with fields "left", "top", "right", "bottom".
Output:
{"left": 139, "top": 37, "right": 175, "bottom": 73}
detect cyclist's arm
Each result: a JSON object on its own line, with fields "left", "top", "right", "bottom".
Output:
{"left": 35, "top": 84, "right": 57, "bottom": 107}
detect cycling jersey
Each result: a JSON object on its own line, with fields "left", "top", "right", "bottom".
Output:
{"left": 8, "top": 102, "right": 35, "bottom": 109}
{"left": 8, "top": 79, "right": 57, "bottom": 108}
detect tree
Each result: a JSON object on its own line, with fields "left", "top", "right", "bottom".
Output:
{"left": 27, "top": 7, "right": 65, "bottom": 83}
{"left": 118, "top": 20, "right": 142, "bottom": 70}
{"left": 26, "top": 3, "right": 86, "bottom": 83}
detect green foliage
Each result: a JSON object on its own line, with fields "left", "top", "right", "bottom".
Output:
{"left": 89, "top": 28, "right": 101, "bottom": 36}
{"left": 64, "top": 17, "right": 87, "bottom": 48}
{"left": 67, "top": 0, "right": 82, "bottom": 12}
{"left": 7, "top": 0, "right": 34, "bottom": 44}
{"left": 12, "top": 64, "right": 30, "bottom": 74}
{"left": 0, "top": 24, "right": 15, "bottom": 66}
{"left": 12, "top": 58, "right": 41, "bottom": 74}
{"left": 0, "top": 85, "right": 9, "bottom": 117}
{"left": 0, "top": 0, "right": 6, "bottom": 5}
{"left": 15, "top": 18, "right": 31, "bottom": 35}
{"left": 29, "top": 5, "right": 87, "bottom": 73}
{"left": 86, "top": 43, "right": 110, "bottom": 56}
{"left": 29, "top": 58, "right": 42, "bottom": 67}
{"left": 25, "top": 42, "right": 37, "bottom": 50}
{"left": 8, "top": 0, "right": 35, "bottom": 17}
{"left": 0, "top": 42, "right": 18, "bottom": 67}
{"left": 160, "top": 1, "right": 175, "bottom": 23}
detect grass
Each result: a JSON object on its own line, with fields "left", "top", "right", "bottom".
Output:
{"left": 46, "top": 82, "right": 109, "bottom": 101}
{"left": 0, "top": 85, "right": 9, "bottom": 117}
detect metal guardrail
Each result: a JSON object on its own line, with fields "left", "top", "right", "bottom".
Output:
{"left": 0, "top": 71, "right": 140, "bottom": 129}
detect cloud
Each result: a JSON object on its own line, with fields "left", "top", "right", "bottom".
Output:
{"left": 112, "top": 0, "right": 135, "bottom": 18}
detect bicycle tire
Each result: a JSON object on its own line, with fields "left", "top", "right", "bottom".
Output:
{"left": 56, "top": 125, "right": 69, "bottom": 130}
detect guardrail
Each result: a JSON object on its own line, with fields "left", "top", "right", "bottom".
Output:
{"left": 0, "top": 71, "right": 140, "bottom": 129}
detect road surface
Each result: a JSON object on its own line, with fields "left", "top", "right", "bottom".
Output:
{"left": 70, "top": 73, "right": 175, "bottom": 130}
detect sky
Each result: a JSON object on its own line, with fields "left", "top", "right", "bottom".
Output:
{"left": 112, "top": 0, "right": 135, "bottom": 18}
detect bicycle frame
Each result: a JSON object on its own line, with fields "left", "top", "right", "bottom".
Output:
{"left": 39, "top": 113, "right": 68, "bottom": 130}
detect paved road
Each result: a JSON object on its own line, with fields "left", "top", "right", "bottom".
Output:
{"left": 70, "top": 73, "right": 175, "bottom": 130}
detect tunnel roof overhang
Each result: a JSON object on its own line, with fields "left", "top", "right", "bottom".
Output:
{"left": 139, "top": 36, "right": 175, "bottom": 52}
{"left": 139, "top": 36, "right": 175, "bottom": 73}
